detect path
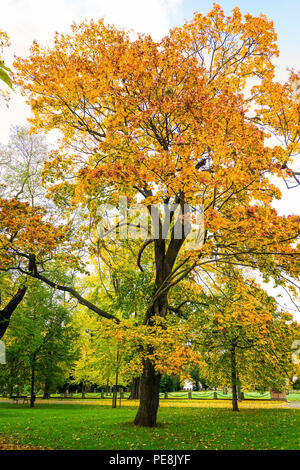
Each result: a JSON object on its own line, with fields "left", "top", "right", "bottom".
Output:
{"left": 285, "top": 402, "right": 300, "bottom": 409}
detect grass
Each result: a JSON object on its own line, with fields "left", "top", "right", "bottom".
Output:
{"left": 0, "top": 401, "right": 299, "bottom": 450}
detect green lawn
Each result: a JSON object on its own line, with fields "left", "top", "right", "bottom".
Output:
{"left": 0, "top": 402, "right": 299, "bottom": 450}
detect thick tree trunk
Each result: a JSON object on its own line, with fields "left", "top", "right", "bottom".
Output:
{"left": 134, "top": 358, "right": 161, "bottom": 427}
{"left": 0, "top": 287, "right": 27, "bottom": 339}
{"left": 128, "top": 377, "right": 140, "bottom": 400}
{"left": 30, "top": 354, "right": 36, "bottom": 408}
{"left": 230, "top": 344, "right": 239, "bottom": 412}
{"left": 133, "top": 214, "right": 188, "bottom": 426}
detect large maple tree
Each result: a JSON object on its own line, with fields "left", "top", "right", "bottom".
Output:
{"left": 1, "top": 4, "right": 299, "bottom": 425}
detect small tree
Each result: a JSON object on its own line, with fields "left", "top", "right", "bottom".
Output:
{"left": 189, "top": 271, "right": 299, "bottom": 411}
{"left": 71, "top": 309, "right": 132, "bottom": 406}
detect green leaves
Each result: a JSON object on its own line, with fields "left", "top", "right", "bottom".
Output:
{"left": 0, "top": 61, "right": 13, "bottom": 89}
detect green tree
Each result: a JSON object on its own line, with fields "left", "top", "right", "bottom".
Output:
{"left": 2, "top": 280, "right": 76, "bottom": 406}
{"left": 71, "top": 307, "right": 133, "bottom": 407}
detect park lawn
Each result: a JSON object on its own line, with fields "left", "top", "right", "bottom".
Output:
{"left": 0, "top": 402, "right": 299, "bottom": 450}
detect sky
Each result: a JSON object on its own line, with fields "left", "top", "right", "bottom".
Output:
{"left": 0, "top": 0, "right": 299, "bottom": 318}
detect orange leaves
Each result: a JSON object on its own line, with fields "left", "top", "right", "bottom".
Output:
{"left": 0, "top": 198, "right": 67, "bottom": 269}
{"left": 205, "top": 209, "right": 229, "bottom": 232}
{"left": 94, "top": 316, "right": 202, "bottom": 379}
{"left": 12, "top": 6, "right": 287, "bottom": 214}
{"left": 10, "top": 4, "right": 300, "bottom": 297}
{"left": 173, "top": 3, "right": 278, "bottom": 85}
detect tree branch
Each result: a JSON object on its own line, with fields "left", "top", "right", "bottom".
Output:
{"left": 0, "top": 286, "right": 27, "bottom": 339}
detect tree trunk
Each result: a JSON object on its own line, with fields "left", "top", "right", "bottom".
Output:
{"left": 133, "top": 217, "right": 188, "bottom": 426}
{"left": 230, "top": 344, "right": 239, "bottom": 412}
{"left": 43, "top": 380, "right": 51, "bottom": 399}
{"left": 134, "top": 358, "right": 161, "bottom": 427}
{"left": 237, "top": 379, "right": 242, "bottom": 402}
{"left": 128, "top": 377, "right": 140, "bottom": 400}
{"left": 112, "top": 365, "right": 119, "bottom": 409}
{"left": 112, "top": 385, "right": 117, "bottom": 408}
{"left": 30, "top": 353, "right": 36, "bottom": 408}
{"left": 81, "top": 381, "right": 86, "bottom": 399}
{"left": 0, "top": 287, "right": 27, "bottom": 339}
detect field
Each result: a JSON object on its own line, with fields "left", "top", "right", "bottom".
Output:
{"left": 0, "top": 400, "right": 299, "bottom": 450}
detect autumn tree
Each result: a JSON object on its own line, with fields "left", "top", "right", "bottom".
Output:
{"left": 188, "top": 270, "right": 299, "bottom": 411}
{"left": 3, "top": 4, "right": 299, "bottom": 426}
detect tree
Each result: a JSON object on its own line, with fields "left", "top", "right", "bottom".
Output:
{"left": 188, "top": 270, "right": 299, "bottom": 411}
{"left": 0, "top": 126, "right": 49, "bottom": 204}
{"left": 160, "top": 374, "right": 181, "bottom": 393}
{"left": 188, "top": 365, "right": 207, "bottom": 391}
{"left": 2, "top": 280, "right": 76, "bottom": 406}
{"left": 5, "top": 4, "right": 300, "bottom": 426}
{"left": 0, "top": 126, "right": 52, "bottom": 337}
{"left": 71, "top": 308, "right": 131, "bottom": 402}
{"left": 74, "top": 319, "right": 131, "bottom": 407}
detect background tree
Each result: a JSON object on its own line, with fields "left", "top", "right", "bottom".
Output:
{"left": 188, "top": 365, "right": 208, "bottom": 391}
{"left": 72, "top": 308, "right": 134, "bottom": 405}
{"left": 160, "top": 374, "right": 181, "bottom": 393}
{"left": 1, "top": 280, "right": 76, "bottom": 406}
{"left": 188, "top": 271, "right": 299, "bottom": 411}
{"left": 0, "top": 126, "right": 48, "bottom": 205}
{"left": 0, "top": 126, "right": 50, "bottom": 337}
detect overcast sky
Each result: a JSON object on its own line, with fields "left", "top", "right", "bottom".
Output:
{"left": 1, "top": 0, "right": 299, "bottom": 318}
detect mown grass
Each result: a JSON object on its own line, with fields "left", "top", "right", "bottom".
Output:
{"left": 0, "top": 401, "right": 299, "bottom": 450}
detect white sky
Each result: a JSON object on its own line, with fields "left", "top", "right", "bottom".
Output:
{"left": 0, "top": 0, "right": 299, "bottom": 319}
{"left": 0, "top": 0, "right": 182, "bottom": 144}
